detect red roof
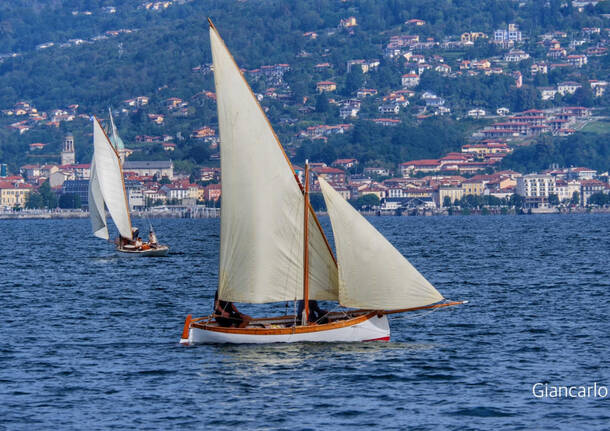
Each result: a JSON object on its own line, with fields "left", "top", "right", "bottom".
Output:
{"left": 313, "top": 167, "right": 345, "bottom": 174}
{"left": 401, "top": 159, "right": 440, "bottom": 166}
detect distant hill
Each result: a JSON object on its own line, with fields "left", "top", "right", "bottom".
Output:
{"left": 0, "top": 0, "right": 608, "bottom": 173}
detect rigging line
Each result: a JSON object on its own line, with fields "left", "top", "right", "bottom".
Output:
{"left": 389, "top": 306, "right": 442, "bottom": 321}
{"left": 309, "top": 304, "right": 349, "bottom": 325}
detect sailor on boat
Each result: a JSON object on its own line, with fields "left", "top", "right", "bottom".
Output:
{"left": 297, "top": 300, "right": 329, "bottom": 325}
{"left": 214, "top": 290, "right": 251, "bottom": 328}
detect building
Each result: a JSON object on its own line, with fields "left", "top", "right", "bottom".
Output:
{"left": 581, "top": 180, "right": 606, "bottom": 205}
{"left": 540, "top": 87, "right": 558, "bottom": 100}
{"left": 555, "top": 179, "right": 581, "bottom": 203}
{"left": 125, "top": 180, "right": 145, "bottom": 210}
{"left": 122, "top": 161, "right": 174, "bottom": 180}
{"left": 0, "top": 181, "right": 32, "bottom": 209}
{"left": 400, "top": 160, "right": 440, "bottom": 177}
{"left": 494, "top": 24, "right": 522, "bottom": 43}
{"left": 434, "top": 185, "right": 464, "bottom": 207}
{"left": 516, "top": 174, "right": 556, "bottom": 206}
{"left": 401, "top": 73, "right": 420, "bottom": 88}
{"left": 316, "top": 81, "right": 337, "bottom": 93}
{"left": 363, "top": 167, "right": 391, "bottom": 177}
{"left": 461, "top": 179, "right": 486, "bottom": 196}
{"left": 504, "top": 49, "right": 530, "bottom": 62}
{"left": 339, "top": 16, "right": 357, "bottom": 28}
{"left": 332, "top": 159, "right": 358, "bottom": 169}
{"left": 467, "top": 108, "right": 486, "bottom": 118}
{"left": 557, "top": 82, "right": 582, "bottom": 96}
{"left": 62, "top": 180, "right": 89, "bottom": 208}
{"left": 378, "top": 104, "right": 400, "bottom": 115}
{"left": 204, "top": 183, "right": 222, "bottom": 202}
{"left": 312, "top": 166, "right": 346, "bottom": 184}
{"left": 61, "top": 133, "right": 76, "bottom": 165}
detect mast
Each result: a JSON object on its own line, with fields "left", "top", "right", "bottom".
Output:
{"left": 302, "top": 162, "right": 310, "bottom": 324}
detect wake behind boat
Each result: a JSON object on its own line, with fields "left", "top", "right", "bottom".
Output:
{"left": 88, "top": 116, "right": 169, "bottom": 256}
{"left": 180, "top": 20, "right": 464, "bottom": 344}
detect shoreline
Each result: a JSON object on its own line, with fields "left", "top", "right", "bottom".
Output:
{"left": 1, "top": 207, "right": 609, "bottom": 220}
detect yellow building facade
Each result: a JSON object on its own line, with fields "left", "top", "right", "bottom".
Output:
{"left": 0, "top": 184, "right": 32, "bottom": 208}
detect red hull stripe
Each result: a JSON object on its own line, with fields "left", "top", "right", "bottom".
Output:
{"left": 363, "top": 336, "right": 390, "bottom": 342}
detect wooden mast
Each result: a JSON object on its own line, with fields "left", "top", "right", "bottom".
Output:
{"left": 302, "top": 162, "right": 310, "bottom": 325}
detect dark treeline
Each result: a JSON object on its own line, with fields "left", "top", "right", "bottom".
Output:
{"left": 501, "top": 131, "right": 610, "bottom": 173}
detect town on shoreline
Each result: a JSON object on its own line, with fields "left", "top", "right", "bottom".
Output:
{"left": 1, "top": 129, "right": 609, "bottom": 217}
{"left": 2, "top": 138, "right": 610, "bottom": 216}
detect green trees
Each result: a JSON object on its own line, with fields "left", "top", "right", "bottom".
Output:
{"left": 58, "top": 193, "right": 81, "bottom": 209}
{"left": 548, "top": 193, "right": 559, "bottom": 206}
{"left": 588, "top": 192, "right": 610, "bottom": 206}
{"left": 352, "top": 193, "right": 380, "bottom": 209}
{"left": 501, "top": 132, "right": 610, "bottom": 173}
{"left": 315, "top": 93, "right": 329, "bottom": 113}
{"left": 25, "top": 191, "right": 44, "bottom": 209}
{"left": 25, "top": 180, "right": 57, "bottom": 209}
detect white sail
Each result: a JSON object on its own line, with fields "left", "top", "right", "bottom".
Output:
{"left": 92, "top": 117, "right": 132, "bottom": 239}
{"left": 108, "top": 107, "right": 125, "bottom": 150}
{"left": 318, "top": 177, "right": 444, "bottom": 309}
{"left": 210, "top": 25, "right": 338, "bottom": 303}
{"left": 88, "top": 159, "right": 109, "bottom": 240}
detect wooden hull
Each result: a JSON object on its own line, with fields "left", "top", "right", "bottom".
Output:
{"left": 117, "top": 245, "right": 169, "bottom": 256}
{"left": 180, "top": 312, "right": 390, "bottom": 344}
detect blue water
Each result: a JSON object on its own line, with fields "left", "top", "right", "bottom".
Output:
{"left": 1, "top": 214, "right": 609, "bottom": 430}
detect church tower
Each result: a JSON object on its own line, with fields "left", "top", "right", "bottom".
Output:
{"left": 61, "top": 133, "right": 76, "bottom": 165}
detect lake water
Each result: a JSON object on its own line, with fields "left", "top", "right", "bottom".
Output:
{"left": 1, "top": 214, "right": 609, "bottom": 430}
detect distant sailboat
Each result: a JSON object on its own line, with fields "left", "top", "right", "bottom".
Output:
{"left": 179, "top": 21, "right": 464, "bottom": 344}
{"left": 88, "top": 116, "right": 169, "bottom": 256}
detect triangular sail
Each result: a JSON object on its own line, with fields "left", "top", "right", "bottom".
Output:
{"left": 108, "top": 107, "right": 125, "bottom": 150}
{"left": 210, "top": 24, "right": 338, "bottom": 303}
{"left": 318, "top": 177, "right": 444, "bottom": 309}
{"left": 92, "top": 117, "right": 132, "bottom": 239}
{"left": 88, "top": 159, "right": 109, "bottom": 240}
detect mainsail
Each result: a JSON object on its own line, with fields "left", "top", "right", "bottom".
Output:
{"left": 210, "top": 24, "right": 338, "bottom": 303}
{"left": 318, "top": 177, "right": 444, "bottom": 309}
{"left": 88, "top": 158, "right": 109, "bottom": 239}
{"left": 91, "top": 117, "right": 132, "bottom": 239}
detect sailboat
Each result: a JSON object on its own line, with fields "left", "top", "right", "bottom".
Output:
{"left": 88, "top": 116, "right": 169, "bottom": 256}
{"left": 179, "top": 20, "right": 464, "bottom": 344}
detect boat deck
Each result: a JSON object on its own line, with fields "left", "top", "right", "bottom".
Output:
{"left": 191, "top": 310, "right": 371, "bottom": 330}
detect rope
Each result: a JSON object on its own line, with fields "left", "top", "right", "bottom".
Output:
{"left": 388, "top": 305, "right": 442, "bottom": 320}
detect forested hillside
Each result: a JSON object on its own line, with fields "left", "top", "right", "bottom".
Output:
{"left": 1, "top": 0, "right": 609, "bottom": 174}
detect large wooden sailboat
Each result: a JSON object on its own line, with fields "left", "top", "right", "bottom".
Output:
{"left": 88, "top": 116, "right": 169, "bottom": 256}
{"left": 179, "top": 21, "right": 464, "bottom": 344}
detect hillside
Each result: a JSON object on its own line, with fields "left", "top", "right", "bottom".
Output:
{"left": 1, "top": 0, "right": 609, "bottom": 174}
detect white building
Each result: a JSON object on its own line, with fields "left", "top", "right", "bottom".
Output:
{"left": 467, "top": 108, "right": 486, "bottom": 118}
{"left": 516, "top": 174, "right": 556, "bottom": 206}
{"left": 494, "top": 24, "right": 522, "bottom": 43}
{"left": 123, "top": 161, "right": 174, "bottom": 180}
{"left": 504, "top": 49, "right": 530, "bottom": 62}
{"left": 401, "top": 73, "right": 420, "bottom": 88}
{"left": 540, "top": 87, "right": 558, "bottom": 100}
{"left": 557, "top": 82, "right": 582, "bottom": 96}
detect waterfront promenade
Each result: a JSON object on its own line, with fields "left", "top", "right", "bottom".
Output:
{"left": 0, "top": 206, "right": 221, "bottom": 220}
